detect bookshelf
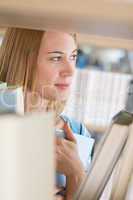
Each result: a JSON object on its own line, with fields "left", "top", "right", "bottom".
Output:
{"left": 64, "top": 69, "right": 132, "bottom": 133}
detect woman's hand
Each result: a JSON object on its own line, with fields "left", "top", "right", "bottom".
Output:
{"left": 56, "top": 123, "right": 84, "bottom": 176}
{"left": 56, "top": 122, "right": 86, "bottom": 200}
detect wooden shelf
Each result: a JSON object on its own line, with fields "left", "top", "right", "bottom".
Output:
{"left": 0, "top": 0, "right": 133, "bottom": 49}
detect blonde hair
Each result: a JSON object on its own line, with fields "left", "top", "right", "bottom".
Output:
{"left": 0, "top": 28, "right": 43, "bottom": 92}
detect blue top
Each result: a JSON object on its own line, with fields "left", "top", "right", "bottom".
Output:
{"left": 56, "top": 115, "right": 95, "bottom": 187}
{"left": 60, "top": 114, "right": 91, "bottom": 137}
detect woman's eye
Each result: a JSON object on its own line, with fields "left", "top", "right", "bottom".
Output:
{"left": 50, "top": 56, "right": 62, "bottom": 62}
{"left": 70, "top": 54, "right": 77, "bottom": 61}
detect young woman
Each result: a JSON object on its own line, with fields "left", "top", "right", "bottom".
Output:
{"left": 0, "top": 28, "right": 94, "bottom": 200}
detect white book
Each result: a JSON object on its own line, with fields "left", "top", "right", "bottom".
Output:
{"left": 0, "top": 86, "right": 24, "bottom": 115}
{"left": 75, "top": 134, "right": 94, "bottom": 169}
{"left": 0, "top": 112, "right": 54, "bottom": 200}
{"left": 56, "top": 129, "right": 94, "bottom": 168}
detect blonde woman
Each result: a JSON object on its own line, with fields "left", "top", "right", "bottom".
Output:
{"left": 0, "top": 28, "right": 94, "bottom": 200}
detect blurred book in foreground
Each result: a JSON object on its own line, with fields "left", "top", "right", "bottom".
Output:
{"left": 0, "top": 113, "right": 54, "bottom": 200}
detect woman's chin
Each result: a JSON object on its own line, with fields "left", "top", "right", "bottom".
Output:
{"left": 39, "top": 87, "right": 69, "bottom": 102}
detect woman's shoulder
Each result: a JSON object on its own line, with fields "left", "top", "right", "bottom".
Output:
{"left": 60, "top": 114, "right": 91, "bottom": 137}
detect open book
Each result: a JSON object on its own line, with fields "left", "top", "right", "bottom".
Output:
{"left": 0, "top": 82, "right": 24, "bottom": 115}
{"left": 74, "top": 110, "right": 133, "bottom": 200}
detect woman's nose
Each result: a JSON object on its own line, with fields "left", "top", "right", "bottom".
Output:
{"left": 60, "top": 60, "right": 75, "bottom": 77}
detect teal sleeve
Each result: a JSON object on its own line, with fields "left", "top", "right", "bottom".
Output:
{"left": 60, "top": 114, "right": 92, "bottom": 137}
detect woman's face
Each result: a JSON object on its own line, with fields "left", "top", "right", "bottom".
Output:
{"left": 37, "top": 31, "right": 77, "bottom": 101}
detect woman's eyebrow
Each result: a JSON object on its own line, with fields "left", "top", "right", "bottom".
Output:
{"left": 47, "top": 49, "right": 78, "bottom": 54}
{"left": 47, "top": 51, "right": 64, "bottom": 54}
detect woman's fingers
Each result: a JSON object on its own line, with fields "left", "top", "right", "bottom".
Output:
{"left": 63, "top": 123, "right": 76, "bottom": 143}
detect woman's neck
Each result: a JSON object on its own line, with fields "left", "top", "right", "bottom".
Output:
{"left": 24, "top": 90, "right": 66, "bottom": 123}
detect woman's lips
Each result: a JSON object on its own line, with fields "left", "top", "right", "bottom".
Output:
{"left": 54, "top": 83, "right": 70, "bottom": 90}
